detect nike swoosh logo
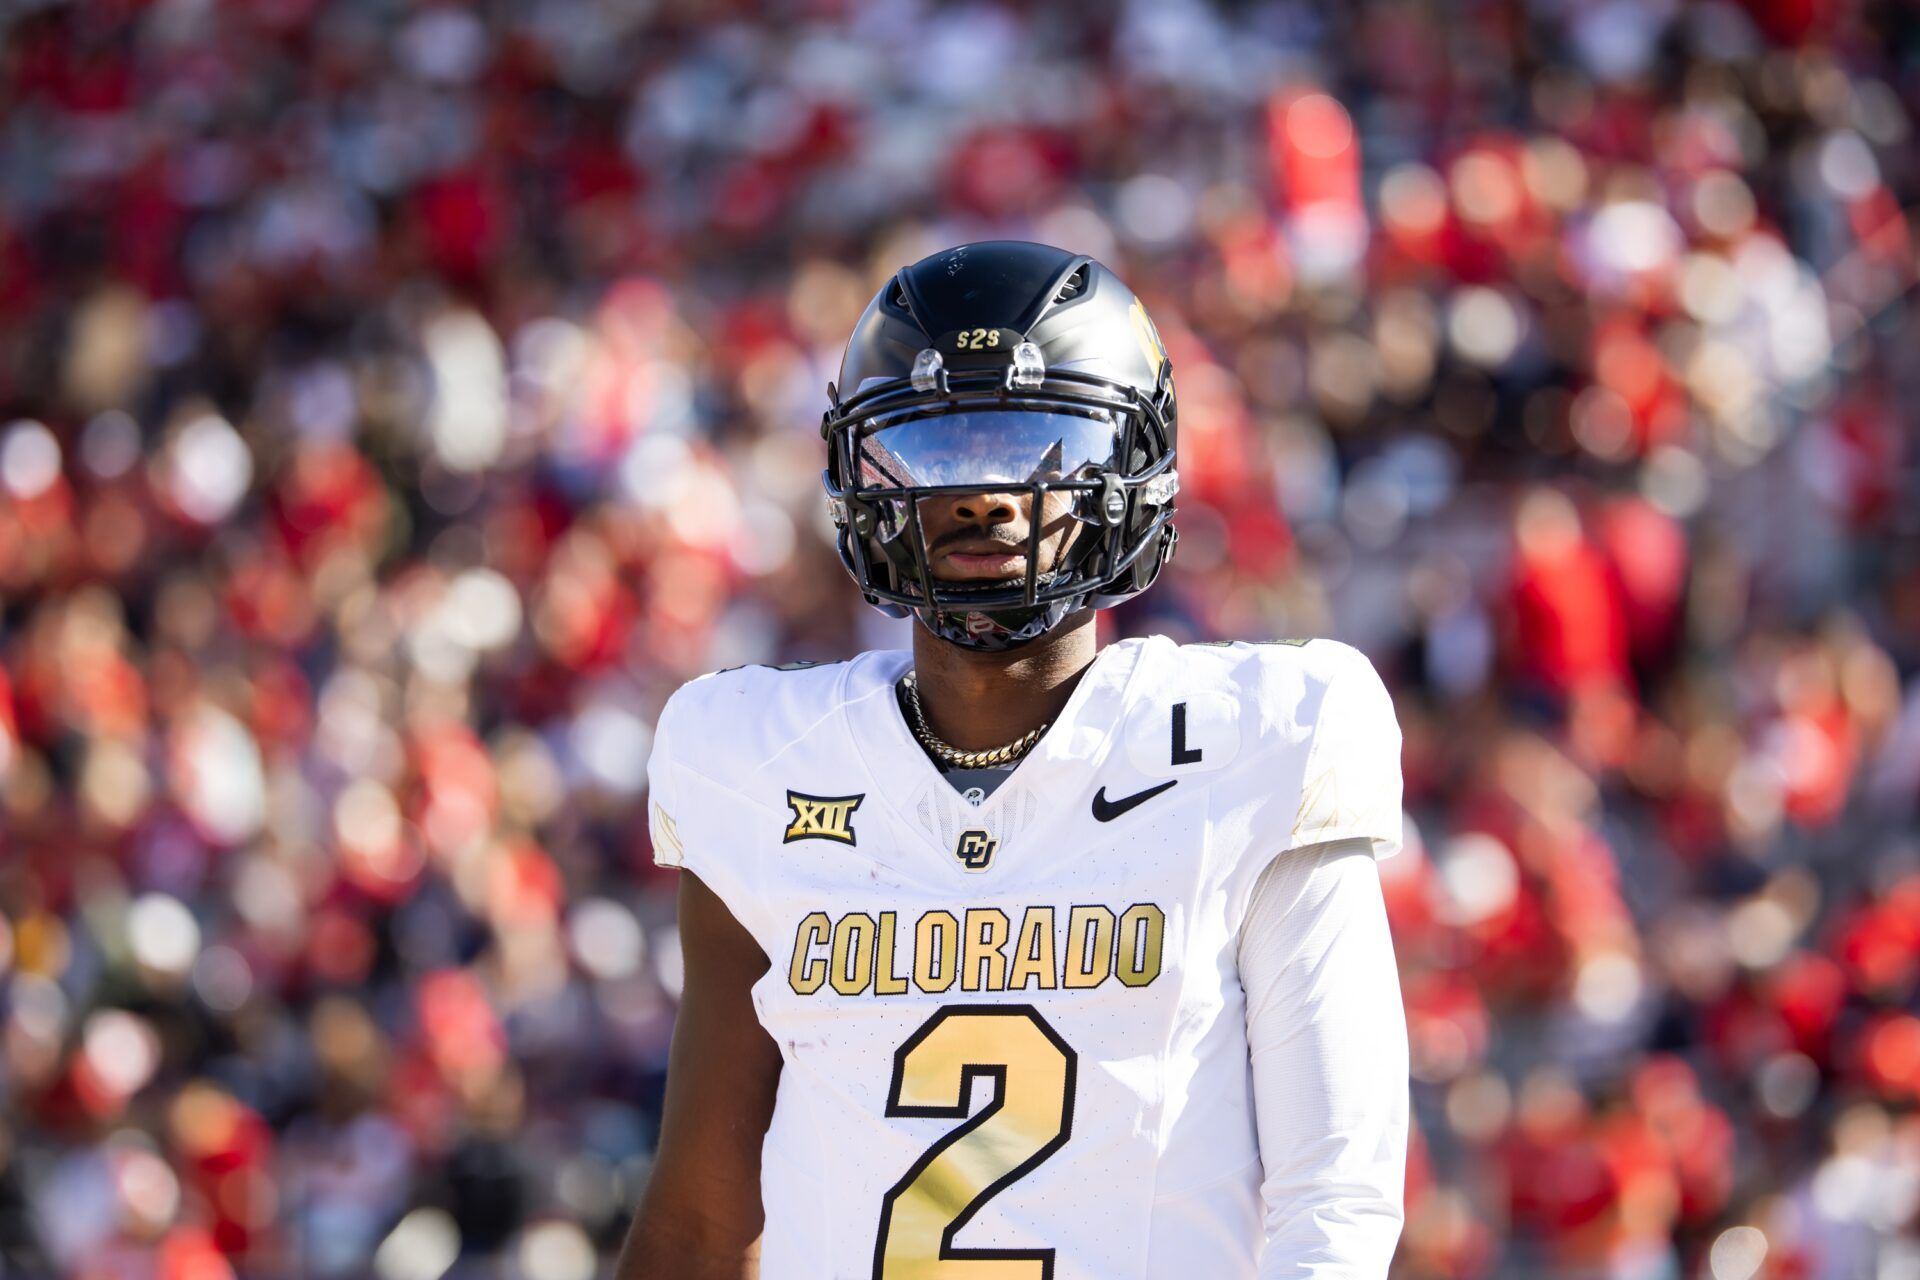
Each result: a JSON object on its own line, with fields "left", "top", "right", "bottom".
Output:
{"left": 1091, "top": 779, "right": 1178, "bottom": 823}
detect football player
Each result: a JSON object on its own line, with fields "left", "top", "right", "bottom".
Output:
{"left": 619, "top": 241, "right": 1408, "bottom": 1279}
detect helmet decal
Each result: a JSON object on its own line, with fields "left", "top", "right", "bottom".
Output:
{"left": 1129, "top": 296, "right": 1167, "bottom": 379}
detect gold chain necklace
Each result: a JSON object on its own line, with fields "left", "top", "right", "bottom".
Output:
{"left": 901, "top": 672, "right": 1049, "bottom": 769}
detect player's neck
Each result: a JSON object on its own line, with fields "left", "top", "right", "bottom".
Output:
{"left": 908, "top": 611, "right": 1098, "bottom": 752}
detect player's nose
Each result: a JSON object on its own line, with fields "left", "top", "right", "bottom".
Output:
{"left": 942, "top": 489, "right": 1025, "bottom": 526}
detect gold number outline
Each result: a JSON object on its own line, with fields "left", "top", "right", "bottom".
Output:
{"left": 871, "top": 1005, "right": 1077, "bottom": 1279}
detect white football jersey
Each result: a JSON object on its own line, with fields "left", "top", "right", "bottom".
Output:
{"left": 647, "top": 635, "right": 1403, "bottom": 1279}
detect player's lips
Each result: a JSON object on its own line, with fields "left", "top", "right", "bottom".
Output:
{"left": 936, "top": 539, "right": 1028, "bottom": 580}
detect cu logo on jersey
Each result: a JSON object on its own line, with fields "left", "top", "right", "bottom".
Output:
{"left": 784, "top": 791, "right": 864, "bottom": 845}
{"left": 954, "top": 828, "right": 997, "bottom": 872}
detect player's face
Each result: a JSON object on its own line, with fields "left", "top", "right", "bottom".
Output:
{"left": 917, "top": 489, "right": 1081, "bottom": 583}
{"left": 854, "top": 409, "right": 1114, "bottom": 587}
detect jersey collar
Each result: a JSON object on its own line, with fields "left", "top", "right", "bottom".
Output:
{"left": 842, "top": 638, "right": 1148, "bottom": 872}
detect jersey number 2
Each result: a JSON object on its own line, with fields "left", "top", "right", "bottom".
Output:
{"left": 873, "top": 1005, "right": 1077, "bottom": 1278}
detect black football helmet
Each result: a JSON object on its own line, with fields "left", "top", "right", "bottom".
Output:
{"left": 821, "top": 241, "right": 1179, "bottom": 651}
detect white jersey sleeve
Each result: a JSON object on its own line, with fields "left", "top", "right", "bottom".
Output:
{"left": 1239, "top": 838, "right": 1408, "bottom": 1278}
{"left": 1286, "top": 643, "right": 1404, "bottom": 859}
{"left": 1173, "top": 638, "right": 1406, "bottom": 952}
{"left": 645, "top": 673, "right": 767, "bottom": 935}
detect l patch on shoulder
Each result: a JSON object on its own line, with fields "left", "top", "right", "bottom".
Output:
{"left": 1123, "top": 690, "right": 1240, "bottom": 777}
{"left": 784, "top": 790, "right": 864, "bottom": 845}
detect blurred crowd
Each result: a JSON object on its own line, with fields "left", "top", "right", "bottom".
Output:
{"left": 2, "top": 0, "right": 1918, "bottom": 1277}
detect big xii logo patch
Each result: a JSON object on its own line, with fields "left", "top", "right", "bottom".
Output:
{"left": 784, "top": 791, "right": 864, "bottom": 845}
{"left": 954, "top": 828, "right": 997, "bottom": 872}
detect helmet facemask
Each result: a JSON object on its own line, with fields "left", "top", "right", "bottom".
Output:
{"left": 824, "top": 362, "right": 1178, "bottom": 652}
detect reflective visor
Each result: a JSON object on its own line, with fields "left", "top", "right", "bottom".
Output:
{"left": 856, "top": 409, "right": 1118, "bottom": 491}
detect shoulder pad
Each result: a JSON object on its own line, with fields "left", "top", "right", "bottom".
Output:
{"left": 654, "top": 657, "right": 859, "bottom": 787}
